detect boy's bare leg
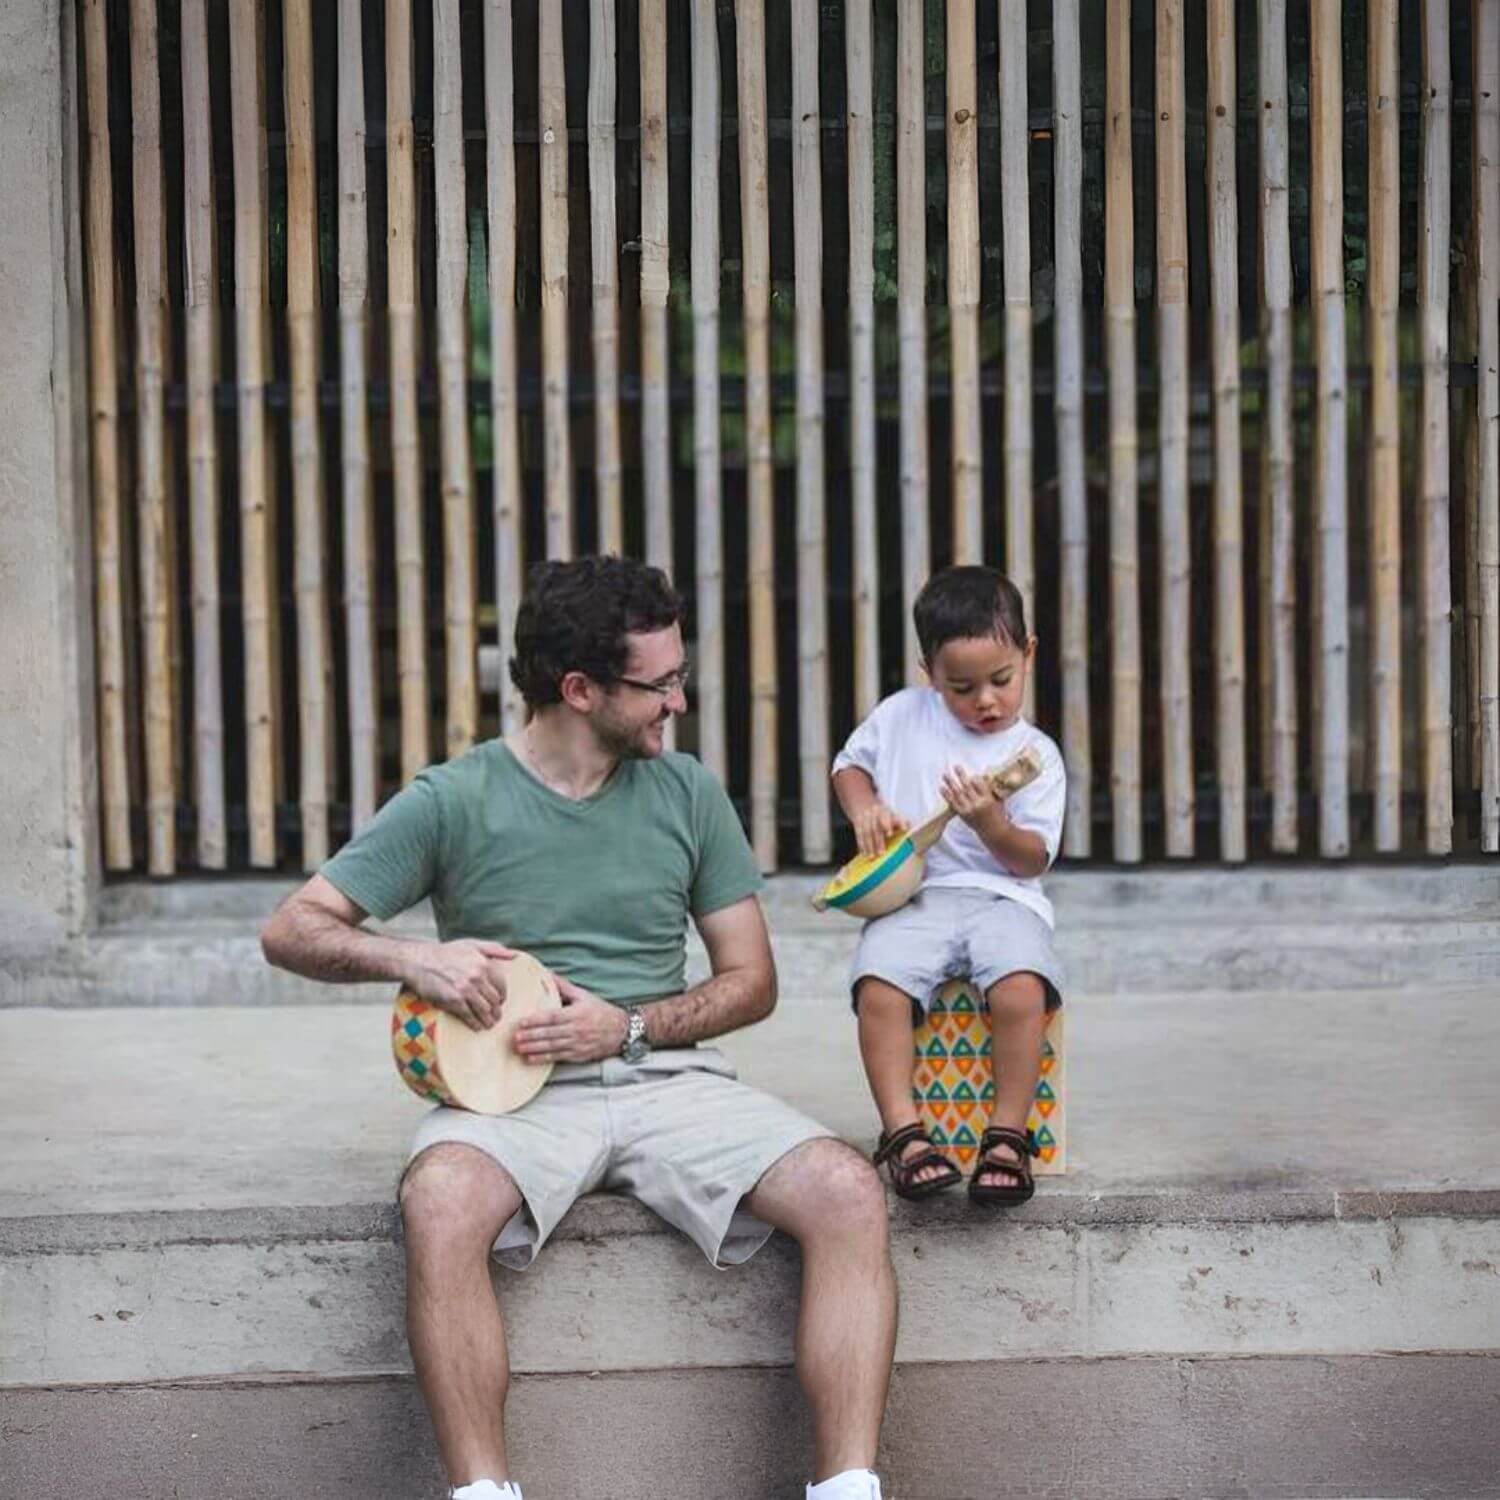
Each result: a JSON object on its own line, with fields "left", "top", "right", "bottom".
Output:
{"left": 400, "top": 1143, "right": 524, "bottom": 1487}
{"left": 855, "top": 976, "right": 950, "bottom": 1187}
{"left": 980, "top": 971, "right": 1050, "bottom": 1185}
{"left": 746, "top": 1137, "right": 897, "bottom": 1482}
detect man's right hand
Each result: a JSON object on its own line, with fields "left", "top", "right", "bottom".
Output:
{"left": 851, "top": 801, "right": 909, "bottom": 860}
{"left": 402, "top": 939, "right": 518, "bottom": 1031}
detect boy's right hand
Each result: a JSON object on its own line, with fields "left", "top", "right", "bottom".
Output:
{"left": 852, "top": 802, "right": 909, "bottom": 860}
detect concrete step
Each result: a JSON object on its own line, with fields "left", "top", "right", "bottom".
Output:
{"left": 8, "top": 1354, "right": 1497, "bottom": 1500}
{"left": 5, "top": 866, "right": 1499, "bottom": 1005}
{"left": 6, "top": 1188, "right": 1499, "bottom": 1387}
{"left": 5, "top": 872, "right": 1498, "bottom": 1498}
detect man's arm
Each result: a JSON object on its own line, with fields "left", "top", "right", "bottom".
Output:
{"left": 512, "top": 893, "right": 776, "bottom": 1063}
{"left": 260, "top": 874, "right": 516, "bottom": 1030}
{"left": 644, "top": 892, "right": 777, "bottom": 1045}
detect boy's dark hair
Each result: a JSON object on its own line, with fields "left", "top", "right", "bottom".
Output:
{"left": 913, "top": 566, "right": 1029, "bottom": 663}
{"left": 509, "top": 555, "right": 683, "bottom": 707}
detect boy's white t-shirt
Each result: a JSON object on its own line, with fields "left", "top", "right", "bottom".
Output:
{"left": 831, "top": 686, "right": 1067, "bottom": 929}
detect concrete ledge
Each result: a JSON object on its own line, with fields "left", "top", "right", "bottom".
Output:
{"left": 4, "top": 1353, "right": 1497, "bottom": 1500}
{"left": 6, "top": 865, "right": 1500, "bottom": 1006}
{"left": 6, "top": 1184, "right": 1500, "bottom": 1258}
{"left": 8, "top": 908, "right": 1500, "bottom": 1008}
{"left": 5, "top": 1189, "right": 1499, "bottom": 1387}
{"left": 90, "top": 864, "right": 1500, "bottom": 928}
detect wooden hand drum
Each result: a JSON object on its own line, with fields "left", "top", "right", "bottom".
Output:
{"left": 391, "top": 950, "right": 562, "bottom": 1115}
{"left": 912, "top": 979, "right": 1066, "bottom": 1175}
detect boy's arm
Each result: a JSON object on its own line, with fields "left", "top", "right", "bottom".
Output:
{"left": 834, "top": 766, "right": 909, "bottom": 858}
{"left": 832, "top": 764, "right": 880, "bottom": 820}
{"left": 970, "top": 805, "right": 1049, "bottom": 879}
{"left": 938, "top": 769, "right": 1050, "bottom": 879}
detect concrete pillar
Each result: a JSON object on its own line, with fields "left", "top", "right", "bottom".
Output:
{"left": 0, "top": 0, "right": 100, "bottom": 948}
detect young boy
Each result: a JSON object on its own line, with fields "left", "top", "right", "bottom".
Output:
{"left": 831, "top": 566, "right": 1066, "bottom": 1206}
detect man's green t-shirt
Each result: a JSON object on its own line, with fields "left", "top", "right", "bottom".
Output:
{"left": 319, "top": 740, "right": 762, "bottom": 1006}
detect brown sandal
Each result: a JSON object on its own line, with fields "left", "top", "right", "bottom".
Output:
{"left": 873, "top": 1123, "right": 963, "bottom": 1201}
{"left": 969, "top": 1126, "right": 1038, "bottom": 1207}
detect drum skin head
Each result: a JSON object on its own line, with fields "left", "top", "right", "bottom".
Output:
{"left": 391, "top": 951, "right": 562, "bottom": 1115}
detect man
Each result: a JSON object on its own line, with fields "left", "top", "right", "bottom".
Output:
{"left": 262, "top": 556, "right": 895, "bottom": 1500}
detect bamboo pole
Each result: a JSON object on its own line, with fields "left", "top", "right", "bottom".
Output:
{"left": 1477, "top": 0, "right": 1500, "bottom": 850}
{"left": 434, "top": 0, "right": 477, "bottom": 760}
{"left": 1157, "top": 0, "right": 1194, "bottom": 857}
{"left": 897, "top": 0, "right": 928, "bottom": 682}
{"left": 1259, "top": 0, "right": 1297, "bottom": 852}
{"left": 1208, "top": 0, "right": 1246, "bottom": 862}
{"left": 737, "top": 0, "right": 777, "bottom": 870}
{"left": 1367, "top": 0, "right": 1401, "bottom": 850}
{"left": 1105, "top": 0, "right": 1140, "bottom": 864}
{"left": 83, "top": 0, "right": 130, "bottom": 871}
{"left": 1419, "top": 0, "right": 1454, "bottom": 855}
{"left": 640, "top": 0, "right": 673, "bottom": 578}
{"left": 540, "top": 0, "right": 573, "bottom": 559}
{"left": 946, "top": 0, "right": 981, "bottom": 563}
{"left": 486, "top": 0, "right": 524, "bottom": 739}
{"left": 1464, "top": 180, "right": 1481, "bottom": 791}
{"left": 387, "top": 0, "right": 429, "bottom": 780}
{"left": 847, "top": 0, "right": 879, "bottom": 721}
{"left": 691, "top": 0, "right": 725, "bottom": 781}
{"left": 638, "top": 0, "right": 673, "bottom": 751}
{"left": 792, "top": 0, "right": 829, "bottom": 863}
{"left": 1310, "top": 0, "right": 1349, "bottom": 857}
{"left": 1054, "top": 0, "right": 1089, "bottom": 858}
{"left": 998, "top": 0, "right": 1033, "bottom": 717}
{"left": 230, "top": 0, "right": 278, "bottom": 865}
{"left": 285, "top": 0, "right": 333, "bottom": 868}
{"left": 338, "top": 0, "right": 378, "bottom": 830}
{"left": 130, "top": 0, "right": 175, "bottom": 875}
{"left": 182, "top": 0, "right": 226, "bottom": 867}
{"left": 589, "top": 0, "right": 623, "bottom": 556}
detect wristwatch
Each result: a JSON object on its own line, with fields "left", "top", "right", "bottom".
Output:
{"left": 620, "top": 1005, "right": 651, "bottom": 1064}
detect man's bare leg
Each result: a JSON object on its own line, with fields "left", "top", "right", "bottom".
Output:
{"left": 746, "top": 1137, "right": 897, "bottom": 1482}
{"left": 400, "top": 1143, "right": 524, "bottom": 1487}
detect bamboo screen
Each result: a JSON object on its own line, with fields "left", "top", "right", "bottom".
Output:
{"left": 79, "top": 0, "right": 1499, "bottom": 875}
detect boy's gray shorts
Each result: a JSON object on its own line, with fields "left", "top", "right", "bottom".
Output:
{"left": 405, "top": 1047, "right": 833, "bottom": 1271}
{"left": 850, "top": 886, "right": 1065, "bottom": 1015}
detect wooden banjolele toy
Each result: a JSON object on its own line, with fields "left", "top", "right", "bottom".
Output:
{"left": 812, "top": 745, "right": 1044, "bottom": 919}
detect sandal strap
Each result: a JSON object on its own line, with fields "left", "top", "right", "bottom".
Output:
{"left": 978, "top": 1125, "right": 1038, "bottom": 1159}
{"left": 973, "top": 1155, "right": 1030, "bottom": 1181}
{"left": 873, "top": 1122, "right": 931, "bottom": 1167}
{"left": 890, "top": 1148, "right": 963, "bottom": 1190}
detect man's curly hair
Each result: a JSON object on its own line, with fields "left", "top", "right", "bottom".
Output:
{"left": 508, "top": 555, "right": 683, "bottom": 708}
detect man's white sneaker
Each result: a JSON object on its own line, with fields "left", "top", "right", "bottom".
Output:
{"left": 450, "top": 1481, "right": 523, "bottom": 1500}
{"left": 806, "top": 1469, "right": 882, "bottom": 1500}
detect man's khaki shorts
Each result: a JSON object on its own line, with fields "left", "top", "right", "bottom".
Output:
{"left": 405, "top": 1047, "right": 834, "bottom": 1270}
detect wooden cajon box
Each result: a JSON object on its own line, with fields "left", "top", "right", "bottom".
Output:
{"left": 911, "top": 978, "right": 1066, "bottom": 1175}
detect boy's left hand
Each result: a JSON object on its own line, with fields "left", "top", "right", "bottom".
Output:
{"left": 940, "top": 766, "right": 1007, "bottom": 830}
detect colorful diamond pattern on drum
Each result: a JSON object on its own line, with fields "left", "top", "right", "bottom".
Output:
{"left": 911, "top": 980, "right": 1066, "bottom": 1175}
{"left": 391, "top": 993, "right": 456, "bottom": 1106}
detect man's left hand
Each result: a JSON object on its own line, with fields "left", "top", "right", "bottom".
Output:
{"left": 513, "top": 974, "right": 630, "bottom": 1063}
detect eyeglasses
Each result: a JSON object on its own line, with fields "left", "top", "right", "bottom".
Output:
{"left": 612, "top": 663, "right": 692, "bottom": 697}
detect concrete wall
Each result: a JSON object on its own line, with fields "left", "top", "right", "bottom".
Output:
{"left": 0, "top": 0, "right": 98, "bottom": 948}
